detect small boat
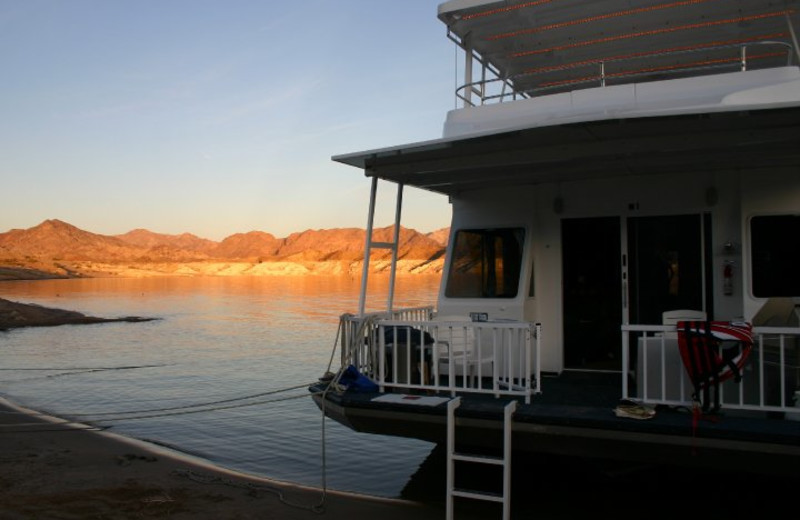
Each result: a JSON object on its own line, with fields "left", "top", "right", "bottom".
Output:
{"left": 311, "top": 0, "right": 800, "bottom": 482}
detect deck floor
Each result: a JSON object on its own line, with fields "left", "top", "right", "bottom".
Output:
{"left": 313, "top": 369, "right": 800, "bottom": 476}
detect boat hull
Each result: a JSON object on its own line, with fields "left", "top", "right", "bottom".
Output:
{"left": 310, "top": 378, "right": 800, "bottom": 477}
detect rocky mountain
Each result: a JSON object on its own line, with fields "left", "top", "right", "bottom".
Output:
{"left": 425, "top": 227, "right": 450, "bottom": 247}
{"left": 115, "top": 229, "right": 218, "bottom": 254}
{"left": 0, "top": 219, "right": 449, "bottom": 279}
{"left": 0, "top": 220, "right": 142, "bottom": 261}
{"left": 209, "top": 231, "right": 283, "bottom": 260}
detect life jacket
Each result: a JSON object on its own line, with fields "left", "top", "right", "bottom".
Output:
{"left": 677, "top": 320, "right": 753, "bottom": 412}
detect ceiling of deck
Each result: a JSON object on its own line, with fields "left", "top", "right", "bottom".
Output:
{"left": 437, "top": 0, "right": 800, "bottom": 94}
{"left": 334, "top": 106, "right": 800, "bottom": 196}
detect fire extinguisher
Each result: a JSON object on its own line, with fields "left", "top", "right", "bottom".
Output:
{"left": 723, "top": 261, "right": 734, "bottom": 296}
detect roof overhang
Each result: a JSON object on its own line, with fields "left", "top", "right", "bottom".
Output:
{"left": 333, "top": 105, "right": 800, "bottom": 196}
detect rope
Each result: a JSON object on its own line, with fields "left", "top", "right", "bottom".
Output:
{"left": 314, "top": 312, "right": 382, "bottom": 513}
{"left": 0, "top": 364, "right": 172, "bottom": 383}
{"left": 60, "top": 383, "right": 313, "bottom": 418}
{"left": 0, "top": 391, "right": 323, "bottom": 428}
{"left": 84, "top": 392, "right": 314, "bottom": 423}
{"left": 313, "top": 314, "right": 346, "bottom": 513}
{"left": 0, "top": 364, "right": 170, "bottom": 371}
{"left": 0, "top": 424, "right": 109, "bottom": 434}
{"left": 0, "top": 382, "right": 315, "bottom": 419}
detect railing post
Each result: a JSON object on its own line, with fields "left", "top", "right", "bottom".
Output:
{"left": 786, "top": 12, "right": 800, "bottom": 66}
{"left": 741, "top": 45, "right": 747, "bottom": 71}
{"left": 535, "top": 323, "right": 541, "bottom": 393}
{"left": 359, "top": 177, "right": 378, "bottom": 317}
{"left": 621, "top": 327, "right": 629, "bottom": 399}
{"left": 378, "top": 324, "right": 386, "bottom": 393}
{"left": 464, "top": 34, "right": 473, "bottom": 108}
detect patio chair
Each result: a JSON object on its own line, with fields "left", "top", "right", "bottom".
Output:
{"left": 434, "top": 314, "right": 494, "bottom": 387}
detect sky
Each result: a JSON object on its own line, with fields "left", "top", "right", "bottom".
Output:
{"left": 0, "top": 1, "right": 456, "bottom": 240}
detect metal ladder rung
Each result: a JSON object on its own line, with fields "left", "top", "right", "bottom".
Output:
{"left": 452, "top": 453, "right": 504, "bottom": 465}
{"left": 446, "top": 396, "right": 517, "bottom": 520}
{"left": 368, "top": 241, "right": 396, "bottom": 249}
{"left": 452, "top": 489, "right": 504, "bottom": 502}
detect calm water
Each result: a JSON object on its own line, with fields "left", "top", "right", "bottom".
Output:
{"left": 5, "top": 276, "right": 799, "bottom": 518}
{"left": 0, "top": 275, "right": 442, "bottom": 498}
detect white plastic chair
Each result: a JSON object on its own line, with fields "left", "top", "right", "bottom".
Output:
{"left": 434, "top": 314, "right": 494, "bottom": 387}
{"left": 662, "top": 309, "right": 707, "bottom": 338}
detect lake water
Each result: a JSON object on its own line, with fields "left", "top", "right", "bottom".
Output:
{"left": 0, "top": 275, "right": 443, "bottom": 499}
{"left": 5, "top": 275, "right": 799, "bottom": 517}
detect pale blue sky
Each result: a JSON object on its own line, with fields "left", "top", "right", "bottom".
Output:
{"left": 0, "top": 1, "right": 455, "bottom": 240}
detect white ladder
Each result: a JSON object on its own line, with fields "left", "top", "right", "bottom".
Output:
{"left": 446, "top": 396, "right": 517, "bottom": 520}
{"left": 357, "top": 176, "right": 403, "bottom": 316}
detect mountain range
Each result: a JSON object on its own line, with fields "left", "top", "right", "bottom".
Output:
{"left": 0, "top": 220, "right": 449, "bottom": 280}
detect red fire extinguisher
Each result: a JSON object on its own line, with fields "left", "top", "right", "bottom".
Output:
{"left": 723, "top": 261, "right": 734, "bottom": 296}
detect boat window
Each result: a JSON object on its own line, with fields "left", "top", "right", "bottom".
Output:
{"left": 750, "top": 215, "right": 800, "bottom": 297}
{"left": 445, "top": 228, "right": 525, "bottom": 298}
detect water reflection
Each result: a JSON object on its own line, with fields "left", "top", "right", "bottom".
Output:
{"left": 0, "top": 274, "right": 442, "bottom": 497}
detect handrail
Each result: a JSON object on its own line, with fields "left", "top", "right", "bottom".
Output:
{"left": 339, "top": 311, "right": 540, "bottom": 404}
{"left": 622, "top": 323, "right": 800, "bottom": 415}
{"left": 456, "top": 40, "right": 796, "bottom": 106}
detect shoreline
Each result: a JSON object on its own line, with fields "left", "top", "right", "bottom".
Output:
{"left": 0, "top": 395, "right": 452, "bottom": 519}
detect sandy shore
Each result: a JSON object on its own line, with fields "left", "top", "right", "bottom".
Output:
{"left": 0, "top": 398, "right": 455, "bottom": 520}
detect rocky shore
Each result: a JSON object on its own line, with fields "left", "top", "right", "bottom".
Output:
{"left": 0, "top": 297, "right": 156, "bottom": 331}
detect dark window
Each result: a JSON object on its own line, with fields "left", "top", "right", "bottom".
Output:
{"left": 528, "top": 258, "right": 535, "bottom": 298}
{"left": 750, "top": 215, "right": 800, "bottom": 297}
{"left": 445, "top": 228, "right": 525, "bottom": 298}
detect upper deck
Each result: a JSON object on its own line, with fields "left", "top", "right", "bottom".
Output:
{"left": 438, "top": 0, "right": 800, "bottom": 137}
{"left": 439, "top": 0, "right": 798, "bottom": 102}
{"left": 334, "top": 1, "right": 800, "bottom": 194}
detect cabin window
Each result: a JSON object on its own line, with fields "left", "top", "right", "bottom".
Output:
{"left": 445, "top": 228, "right": 525, "bottom": 298}
{"left": 750, "top": 215, "right": 800, "bottom": 297}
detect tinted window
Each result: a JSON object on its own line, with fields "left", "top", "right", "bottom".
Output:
{"left": 445, "top": 228, "right": 525, "bottom": 298}
{"left": 750, "top": 215, "right": 800, "bottom": 297}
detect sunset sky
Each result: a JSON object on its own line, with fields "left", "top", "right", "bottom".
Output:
{"left": 1, "top": 1, "right": 454, "bottom": 240}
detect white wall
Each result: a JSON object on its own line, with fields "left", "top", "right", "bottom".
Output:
{"left": 438, "top": 168, "right": 755, "bottom": 373}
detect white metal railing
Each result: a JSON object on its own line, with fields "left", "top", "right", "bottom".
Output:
{"left": 622, "top": 324, "right": 800, "bottom": 416}
{"left": 455, "top": 40, "right": 796, "bottom": 106}
{"left": 339, "top": 310, "right": 541, "bottom": 404}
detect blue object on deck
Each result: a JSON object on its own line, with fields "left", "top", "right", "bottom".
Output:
{"left": 339, "top": 365, "right": 379, "bottom": 392}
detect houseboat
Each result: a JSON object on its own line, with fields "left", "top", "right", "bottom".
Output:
{"left": 311, "top": 0, "right": 800, "bottom": 483}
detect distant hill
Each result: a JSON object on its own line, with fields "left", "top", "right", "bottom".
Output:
{"left": 0, "top": 220, "right": 449, "bottom": 279}
{"left": 115, "top": 229, "right": 218, "bottom": 253}
{"left": 0, "top": 220, "right": 142, "bottom": 261}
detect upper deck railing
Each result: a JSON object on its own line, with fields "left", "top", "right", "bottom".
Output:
{"left": 455, "top": 40, "right": 796, "bottom": 107}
